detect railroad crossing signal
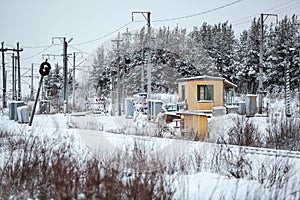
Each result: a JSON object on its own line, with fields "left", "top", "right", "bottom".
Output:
{"left": 39, "top": 61, "right": 51, "bottom": 76}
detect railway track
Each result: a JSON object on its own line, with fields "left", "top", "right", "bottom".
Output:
{"left": 76, "top": 128, "right": 300, "bottom": 160}
{"left": 241, "top": 145, "right": 300, "bottom": 159}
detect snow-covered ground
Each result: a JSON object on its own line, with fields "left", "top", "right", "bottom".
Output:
{"left": 1, "top": 104, "right": 300, "bottom": 199}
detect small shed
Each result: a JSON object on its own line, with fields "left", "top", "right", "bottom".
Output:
{"left": 177, "top": 110, "right": 211, "bottom": 140}
{"left": 176, "top": 75, "right": 237, "bottom": 139}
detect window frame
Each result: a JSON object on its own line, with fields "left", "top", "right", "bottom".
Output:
{"left": 181, "top": 85, "right": 186, "bottom": 101}
{"left": 197, "top": 85, "right": 214, "bottom": 102}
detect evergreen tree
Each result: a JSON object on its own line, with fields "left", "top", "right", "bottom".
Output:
{"left": 91, "top": 46, "right": 111, "bottom": 96}
{"left": 266, "top": 15, "right": 300, "bottom": 92}
{"left": 84, "top": 16, "right": 299, "bottom": 97}
{"left": 238, "top": 18, "right": 261, "bottom": 93}
{"left": 44, "top": 63, "right": 63, "bottom": 98}
{"left": 44, "top": 63, "right": 63, "bottom": 110}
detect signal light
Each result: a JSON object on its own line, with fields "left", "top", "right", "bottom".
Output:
{"left": 217, "top": 66, "right": 222, "bottom": 72}
{"left": 124, "top": 57, "right": 130, "bottom": 64}
{"left": 39, "top": 61, "right": 51, "bottom": 76}
{"left": 217, "top": 57, "right": 222, "bottom": 72}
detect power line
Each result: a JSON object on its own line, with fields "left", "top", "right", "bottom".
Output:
{"left": 267, "top": 0, "right": 298, "bottom": 10}
{"left": 20, "top": 21, "right": 134, "bottom": 60}
{"left": 66, "top": 0, "right": 243, "bottom": 62}
{"left": 22, "top": 45, "right": 54, "bottom": 49}
{"left": 152, "top": 0, "right": 243, "bottom": 23}
{"left": 21, "top": 44, "right": 55, "bottom": 60}
{"left": 232, "top": 0, "right": 299, "bottom": 27}
{"left": 69, "top": 46, "right": 90, "bottom": 55}
{"left": 15, "top": 1, "right": 246, "bottom": 60}
{"left": 18, "top": 0, "right": 299, "bottom": 62}
{"left": 72, "top": 21, "right": 133, "bottom": 46}
{"left": 272, "top": 4, "right": 300, "bottom": 15}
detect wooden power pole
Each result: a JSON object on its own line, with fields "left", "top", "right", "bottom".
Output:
{"left": 111, "top": 33, "right": 123, "bottom": 116}
{"left": 1, "top": 42, "right": 7, "bottom": 108}
{"left": 258, "top": 13, "right": 277, "bottom": 114}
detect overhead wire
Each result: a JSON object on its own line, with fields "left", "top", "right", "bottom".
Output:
{"left": 65, "top": 1, "right": 244, "bottom": 61}
{"left": 72, "top": 21, "right": 133, "bottom": 46}
{"left": 18, "top": 0, "right": 244, "bottom": 59}
{"left": 266, "top": 0, "right": 299, "bottom": 12}
{"left": 20, "top": 0, "right": 298, "bottom": 61}
{"left": 21, "top": 44, "right": 55, "bottom": 61}
{"left": 68, "top": 46, "right": 90, "bottom": 55}
{"left": 22, "top": 45, "right": 54, "bottom": 49}
{"left": 20, "top": 21, "right": 134, "bottom": 61}
{"left": 271, "top": 3, "right": 300, "bottom": 15}
{"left": 232, "top": 0, "right": 299, "bottom": 27}
{"left": 152, "top": 0, "right": 243, "bottom": 23}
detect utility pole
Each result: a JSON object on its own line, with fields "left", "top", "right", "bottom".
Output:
{"left": 73, "top": 53, "right": 75, "bottom": 111}
{"left": 0, "top": 42, "right": 23, "bottom": 105}
{"left": 52, "top": 37, "right": 73, "bottom": 114}
{"left": 141, "top": 41, "right": 145, "bottom": 92}
{"left": 111, "top": 33, "right": 123, "bottom": 116}
{"left": 21, "top": 64, "right": 39, "bottom": 101}
{"left": 111, "top": 69, "right": 116, "bottom": 116}
{"left": 71, "top": 52, "right": 83, "bottom": 112}
{"left": 16, "top": 42, "right": 22, "bottom": 100}
{"left": 63, "top": 38, "right": 68, "bottom": 114}
{"left": 12, "top": 54, "right": 16, "bottom": 100}
{"left": 258, "top": 13, "right": 278, "bottom": 114}
{"left": 1, "top": 42, "right": 7, "bottom": 108}
{"left": 122, "top": 29, "right": 131, "bottom": 110}
{"left": 31, "top": 63, "right": 34, "bottom": 101}
{"left": 132, "top": 11, "right": 151, "bottom": 99}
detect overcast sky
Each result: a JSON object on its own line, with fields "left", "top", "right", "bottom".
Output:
{"left": 0, "top": 0, "right": 299, "bottom": 95}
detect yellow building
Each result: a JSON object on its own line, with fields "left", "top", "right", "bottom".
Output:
{"left": 176, "top": 75, "right": 237, "bottom": 140}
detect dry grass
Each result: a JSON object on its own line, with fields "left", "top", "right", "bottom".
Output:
{"left": 0, "top": 130, "right": 175, "bottom": 199}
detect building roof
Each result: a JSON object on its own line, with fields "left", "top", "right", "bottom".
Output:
{"left": 176, "top": 75, "right": 237, "bottom": 88}
{"left": 177, "top": 110, "right": 212, "bottom": 117}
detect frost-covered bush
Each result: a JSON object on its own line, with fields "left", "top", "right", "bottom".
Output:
{"left": 219, "top": 115, "right": 300, "bottom": 151}
{"left": 218, "top": 116, "right": 263, "bottom": 147}
{"left": 0, "top": 130, "right": 175, "bottom": 199}
{"left": 266, "top": 116, "right": 300, "bottom": 151}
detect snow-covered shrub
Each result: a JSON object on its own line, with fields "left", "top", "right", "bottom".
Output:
{"left": 218, "top": 116, "right": 263, "bottom": 147}
{"left": 257, "top": 158, "right": 293, "bottom": 189}
{"left": 266, "top": 116, "right": 300, "bottom": 151}
{"left": 0, "top": 130, "right": 176, "bottom": 199}
{"left": 210, "top": 145, "right": 253, "bottom": 179}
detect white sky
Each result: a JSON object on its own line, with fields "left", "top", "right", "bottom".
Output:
{"left": 0, "top": 0, "right": 299, "bottom": 95}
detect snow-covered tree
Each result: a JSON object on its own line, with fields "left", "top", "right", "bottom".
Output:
{"left": 44, "top": 63, "right": 63, "bottom": 98}
{"left": 44, "top": 63, "right": 63, "bottom": 109}
{"left": 90, "top": 46, "right": 111, "bottom": 96}
{"left": 86, "top": 16, "right": 299, "bottom": 97}
{"left": 189, "top": 22, "right": 236, "bottom": 78}
{"left": 265, "top": 15, "right": 300, "bottom": 93}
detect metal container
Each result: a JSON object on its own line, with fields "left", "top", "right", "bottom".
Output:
{"left": 126, "top": 98, "right": 134, "bottom": 118}
{"left": 238, "top": 101, "right": 246, "bottom": 115}
{"left": 17, "top": 106, "right": 29, "bottom": 123}
{"left": 9, "top": 101, "right": 25, "bottom": 120}
{"left": 246, "top": 95, "right": 257, "bottom": 117}
{"left": 148, "top": 100, "right": 163, "bottom": 118}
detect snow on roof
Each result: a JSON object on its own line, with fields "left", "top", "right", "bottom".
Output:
{"left": 177, "top": 110, "right": 212, "bottom": 117}
{"left": 176, "top": 75, "right": 237, "bottom": 88}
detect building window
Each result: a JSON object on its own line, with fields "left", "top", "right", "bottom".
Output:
{"left": 197, "top": 85, "right": 214, "bottom": 101}
{"left": 181, "top": 85, "right": 186, "bottom": 101}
